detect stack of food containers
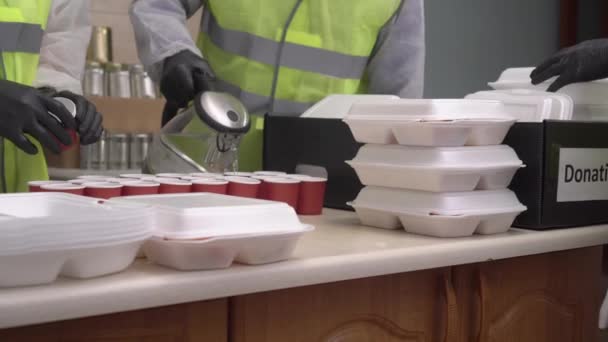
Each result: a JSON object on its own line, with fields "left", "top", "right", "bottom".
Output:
{"left": 0, "top": 193, "right": 153, "bottom": 287}
{"left": 344, "top": 99, "right": 527, "bottom": 237}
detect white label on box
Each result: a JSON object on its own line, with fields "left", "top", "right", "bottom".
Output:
{"left": 557, "top": 148, "right": 608, "bottom": 202}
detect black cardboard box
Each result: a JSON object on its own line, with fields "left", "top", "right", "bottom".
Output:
{"left": 264, "top": 115, "right": 608, "bottom": 230}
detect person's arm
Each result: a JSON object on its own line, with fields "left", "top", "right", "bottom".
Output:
{"left": 366, "top": 0, "right": 425, "bottom": 98}
{"left": 33, "top": 0, "right": 92, "bottom": 94}
{"left": 130, "top": 0, "right": 204, "bottom": 82}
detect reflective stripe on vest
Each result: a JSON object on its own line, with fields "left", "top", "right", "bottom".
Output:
{"left": 215, "top": 79, "right": 312, "bottom": 115}
{"left": 201, "top": 11, "right": 368, "bottom": 80}
{"left": 0, "top": 22, "right": 43, "bottom": 53}
{"left": 197, "top": 0, "right": 402, "bottom": 115}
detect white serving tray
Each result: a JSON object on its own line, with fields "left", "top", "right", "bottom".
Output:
{"left": 350, "top": 187, "right": 526, "bottom": 237}
{"left": 347, "top": 145, "right": 524, "bottom": 192}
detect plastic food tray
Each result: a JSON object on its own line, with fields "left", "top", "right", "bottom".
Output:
{"left": 350, "top": 187, "right": 526, "bottom": 237}
{"left": 347, "top": 145, "right": 524, "bottom": 192}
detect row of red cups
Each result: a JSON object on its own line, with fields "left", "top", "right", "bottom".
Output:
{"left": 27, "top": 171, "right": 327, "bottom": 215}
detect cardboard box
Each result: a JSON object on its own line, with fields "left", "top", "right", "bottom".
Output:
{"left": 265, "top": 116, "right": 608, "bottom": 230}
{"left": 45, "top": 97, "right": 164, "bottom": 169}
{"left": 505, "top": 120, "right": 608, "bottom": 229}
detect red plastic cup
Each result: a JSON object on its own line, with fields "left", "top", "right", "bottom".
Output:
{"left": 122, "top": 181, "right": 160, "bottom": 196}
{"left": 58, "top": 129, "right": 79, "bottom": 151}
{"left": 261, "top": 177, "right": 301, "bottom": 208}
{"left": 28, "top": 180, "right": 66, "bottom": 192}
{"left": 40, "top": 183, "right": 85, "bottom": 195}
{"left": 226, "top": 176, "right": 260, "bottom": 198}
{"left": 83, "top": 182, "right": 123, "bottom": 199}
{"left": 156, "top": 178, "right": 192, "bottom": 194}
{"left": 192, "top": 178, "right": 229, "bottom": 194}
{"left": 295, "top": 177, "right": 327, "bottom": 215}
{"left": 77, "top": 175, "right": 110, "bottom": 182}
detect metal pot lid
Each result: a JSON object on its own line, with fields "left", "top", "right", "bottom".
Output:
{"left": 194, "top": 91, "right": 250, "bottom": 134}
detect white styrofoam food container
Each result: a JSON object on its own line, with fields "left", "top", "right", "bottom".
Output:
{"left": 144, "top": 227, "right": 313, "bottom": 270}
{"left": 465, "top": 89, "right": 573, "bottom": 122}
{"left": 347, "top": 145, "right": 524, "bottom": 192}
{"left": 489, "top": 67, "right": 608, "bottom": 106}
{"left": 0, "top": 193, "right": 153, "bottom": 287}
{"left": 111, "top": 193, "right": 311, "bottom": 239}
{"left": 110, "top": 193, "right": 314, "bottom": 270}
{"left": 343, "top": 99, "right": 518, "bottom": 145}
{"left": 350, "top": 187, "right": 526, "bottom": 237}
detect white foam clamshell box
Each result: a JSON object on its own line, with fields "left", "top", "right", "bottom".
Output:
{"left": 489, "top": 67, "right": 608, "bottom": 106}
{"left": 347, "top": 144, "right": 524, "bottom": 192}
{"left": 343, "top": 99, "right": 517, "bottom": 146}
{"left": 111, "top": 193, "right": 313, "bottom": 270}
{"left": 350, "top": 187, "right": 526, "bottom": 237}
{"left": 0, "top": 193, "right": 153, "bottom": 287}
{"left": 465, "top": 89, "right": 573, "bottom": 122}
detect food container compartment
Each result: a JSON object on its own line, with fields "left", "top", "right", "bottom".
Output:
{"left": 110, "top": 193, "right": 310, "bottom": 239}
{"left": 390, "top": 118, "right": 515, "bottom": 147}
{"left": 0, "top": 237, "right": 147, "bottom": 287}
{"left": 347, "top": 145, "right": 524, "bottom": 192}
{"left": 144, "top": 226, "right": 312, "bottom": 270}
{"left": 235, "top": 227, "right": 312, "bottom": 265}
{"left": 350, "top": 187, "right": 526, "bottom": 237}
{"left": 144, "top": 237, "right": 239, "bottom": 271}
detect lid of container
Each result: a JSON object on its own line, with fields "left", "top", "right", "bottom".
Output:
{"left": 347, "top": 99, "right": 511, "bottom": 119}
{"left": 300, "top": 94, "right": 400, "bottom": 119}
{"left": 109, "top": 193, "right": 308, "bottom": 239}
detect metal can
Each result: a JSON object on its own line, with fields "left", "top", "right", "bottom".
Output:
{"left": 129, "top": 64, "right": 157, "bottom": 99}
{"left": 86, "top": 131, "right": 109, "bottom": 170}
{"left": 108, "top": 133, "right": 130, "bottom": 170}
{"left": 83, "top": 62, "right": 105, "bottom": 97}
{"left": 106, "top": 63, "right": 131, "bottom": 98}
{"left": 87, "top": 26, "right": 113, "bottom": 64}
{"left": 129, "top": 133, "right": 152, "bottom": 170}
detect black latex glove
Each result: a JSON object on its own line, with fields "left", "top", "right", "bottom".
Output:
{"left": 160, "top": 49, "right": 216, "bottom": 108}
{"left": 531, "top": 39, "right": 608, "bottom": 92}
{"left": 55, "top": 91, "right": 103, "bottom": 145}
{"left": 0, "top": 80, "right": 75, "bottom": 155}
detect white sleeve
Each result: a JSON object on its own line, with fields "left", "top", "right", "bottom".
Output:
{"left": 366, "top": 0, "right": 426, "bottom": 98}
{"left": 33, "top": 0, "right": 92, "bottom": 95}
{"left": 130, "top": 0, "right": 204, "bottom": 82}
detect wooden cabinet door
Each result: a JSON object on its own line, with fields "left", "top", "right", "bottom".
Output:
{"left": 0, "top": 299, "right": 227, "bottom": 342}
{"left": 453, "top": 247, "right": 602, "bottom": 342}
{"left": 231, "top": 268, "right": 458, "bottom": 342}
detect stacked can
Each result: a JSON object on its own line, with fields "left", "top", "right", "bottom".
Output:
{"left": 343, "top": 99, "right": 528, "bottom": 238}
{"left": 81, "top": 133, "right": 153, "bottom": 171}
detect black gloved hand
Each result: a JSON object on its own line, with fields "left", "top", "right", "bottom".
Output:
{"left": 160, "top": 49, "right": 216, "bottom": 108}
{"left": 0, "top": 80, "right": 75, "bottom": 155}
{"left": 55, "top": 91, "right": 103, "bottom": 145}
{"left": 531, "top": 39, "right": 608, "bottom": 92}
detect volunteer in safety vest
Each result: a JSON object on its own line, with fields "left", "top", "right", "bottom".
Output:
{"left": 531, "top": 39, "right": 608, "bottom": 92}
{"left": 130, "top": 0, "right": 425, "bottom": 170}
{"left": 0, "top": 0, "right": 103, "bottom": 193}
